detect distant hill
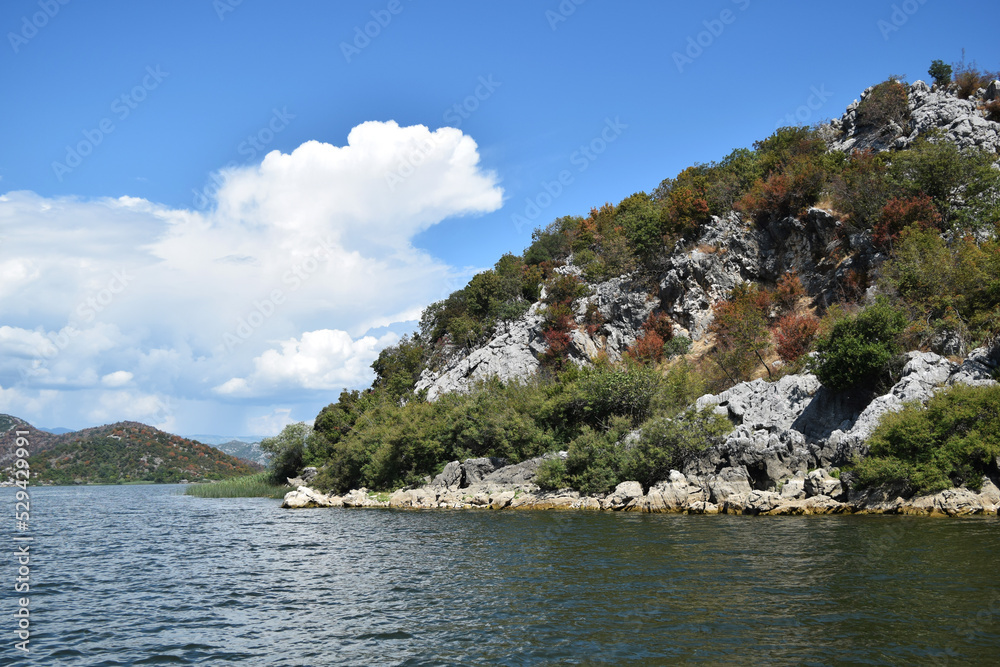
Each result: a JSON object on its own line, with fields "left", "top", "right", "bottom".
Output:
{"left": 37, "top": 426, "right": 74, "bottom": 435}
{"left": 212, "top": 439, "right": 270, "bottom": 467}
{"left": 0, "top": 416, "right": 261, "bottom": 485}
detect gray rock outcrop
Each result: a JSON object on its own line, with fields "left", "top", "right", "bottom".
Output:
{"left": 828, "top": 79, "right": 1000, "bottom": 155}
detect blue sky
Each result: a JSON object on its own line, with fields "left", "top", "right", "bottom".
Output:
{"left": 1, "top": 0, "right": 997, "bottom": 436}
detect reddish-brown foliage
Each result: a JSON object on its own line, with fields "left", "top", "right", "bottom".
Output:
{"left": 773, "top": 313, "right": 820, "bottom": 362}
{"left": 873, "top": 193, "right": 941, "bottom": 248}
{"left": 774, "top": 272, "right": 807, "bottom": 314}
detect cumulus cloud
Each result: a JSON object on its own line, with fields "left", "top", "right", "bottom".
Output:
{"left": 101, "top": 371, "right": 133, "bottom": 387}
{"left": 0, "top": 121, "right": 503, "bottom": 432}
{"left": 215, "top": 329, "right": 397, "bottom": 396}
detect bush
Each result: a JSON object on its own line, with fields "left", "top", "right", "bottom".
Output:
{"left": 626, "top": 312, "right": 675, "bottom": 363}
{"left": 735, "top": 154, "right": 827, "bottom": 222}
{"left": 534, "top": 457, "right": 568, "bottom": 490}
{"left": 710, "top": 282, "right": 773, "bottom": 382}
{"left": 564, "top": 417, "right": 631, "bottom": 495}
{"left": 951, "top": 54, "right": 998, "bottom": 99}
{"left": 880, "top": 227, "right": 1000, "bottom": 346}
{"left": 928, "top": 59, "right": 952, "bottom": 88}
{"left": 624, "top": 408, "right": 732, "bottom": 491}
{"left": 856, "top": 78, "right": 910, "bottom": 130}
{"left": 774, "top": 272, "right": 807, "bottom": 314}
{"left": 855, "top": 384, "right": 1000, "bottom": 494}
{"left": 524, "top": 218, "right": 574, "bottom": 265}
{"left": 662, "top": 335, "right": 692, "bottom": 359}
{"left": 889, "top": 133, "right": 1000, "bottom": 230}
{"left": 773, "top": 313, "right": 820, "bottom": 362}
{"left": 872, "top": 193, "right": 942, "bottom": 248}
{"left": 829, "top": 150, "right": 893, "bottom": 229}
{"left": 812, "top": 299, "right": 907, "bottom": 391}
{"left": 260, "top": 422, "right": 311, "bottom": 484}
{"left": 577, "top": 361, "right": 662, "bottom": 426}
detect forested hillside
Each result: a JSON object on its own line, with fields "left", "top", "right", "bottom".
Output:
{"left": 272, "top": 62, "right": 1000, "bottom": 500}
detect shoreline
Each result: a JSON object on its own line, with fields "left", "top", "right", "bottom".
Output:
{"left": 282, "top": 469, "right": 1000, "bottom": 517}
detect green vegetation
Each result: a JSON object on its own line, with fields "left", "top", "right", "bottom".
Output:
{"left": 185, "top": 472, "right": 289, "bottom": 498}
{"left": 27, "top": 423, "right": 258, "bottom": 485}
{"left": 855, "top": 384, "right": 1000, "bottom": 494}
{"left": 928, "top": 60, "right": 952, "bottom": 88}
{"left": 812, "top": 300, "right": 908, "bottom": 392}
{"left": 855, "top": 77, "right": 910, "bottom": 130}
{"left": 286, "top": 64, "right": 1000, "bottom": 499}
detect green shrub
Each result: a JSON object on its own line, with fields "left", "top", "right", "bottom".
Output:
{"left": 855, "top": 384, "right": 1000, "bottom": 494}
{"left": 624, "top": 408, "right": 732, "bottom": 491}
{"left": 663, "top": 335, "right": 692, "bottom": 359}
{"left": 830, "top": 149, "right": 893, "bottom": 229}
{"left": 524, "top": 218, "right": 574, "bottom": 265}
{"left": 260, "top": 422, "right": 311, "bottom": 484}
{"left": 534, "top": 457, "right": 568, "bottom": 490}
{"left": 928, "top": 59, "right": 952, "bottom": 88}
{"left": 889, "top": 134, "right": 1000, "bottom": 230}
{"left": 564, "top": 418, "right": 631, "bottom": 495}
{"left": 577, "top": 361, "right": 662, "bottom": 426}
{"left": 710, "top": 282, "right": 773, "bottom": 382}
{"left": 880, "top": 228, "right": 1000, "bottom": 348}
{"left": 812, "top": 299, "right": 907, "bottom": 391}
{"left": 856, "top": 78, "right": 910, "bottom": 130}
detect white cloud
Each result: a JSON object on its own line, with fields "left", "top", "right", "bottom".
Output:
{"left": 248, "top": 408, "right": 298, "bottom": 437}
{"left": 215, "top": 329, "right": 397, "bottom": 396}
{"left": 88, "top": 390, "right": 175, "bottom": 432}
{"left": 101, "top": 371, "right": 133, "bottom": 387}
{"left": 0, "top": 121, "right": 502, "bottom": 432}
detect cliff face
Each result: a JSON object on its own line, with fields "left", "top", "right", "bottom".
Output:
{"left": 416, "top": 77, "right": 1000, "bottom": 402}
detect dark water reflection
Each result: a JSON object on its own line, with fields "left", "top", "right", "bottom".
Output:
{"left": 2, "top": 484, "right": 998, "bottom": 665}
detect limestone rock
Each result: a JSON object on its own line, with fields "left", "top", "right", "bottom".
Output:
{"left": 602, "top": 480, "right": 644, "bottom": 511}
{"left": 804, "top": 469, "right": 843, "bottom": 499}
{"left": 707, "top": 467, "right": 752, "bottom": 506}
{"left": 829, "top": 80, "right": 1000, "bottom": 155}
{"left": 281, "top": 485, "right": 343, "bottom": 509}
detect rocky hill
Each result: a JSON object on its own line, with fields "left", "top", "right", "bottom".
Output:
{"left": 416, "top": 77, "right": 1000, "bottom": 401}
{"left": 285, "top": 69, "right": 1000, "bottom": 513}
{"left": 1, "top": 418, "right": 261, "bottom": 485}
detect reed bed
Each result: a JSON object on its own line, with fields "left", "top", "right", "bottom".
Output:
{"left": 185, "top": 472, "right": 289, "bottom": 499}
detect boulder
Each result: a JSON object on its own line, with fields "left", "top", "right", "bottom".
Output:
{"left": 804, "top": 469, "right": 843, "bottom": 499}
{"left": 281, "top": 486, "right": 342, "bottom": 509}
{"left": 602, "top": 481, "right": 644, "bottom": 511}
{"left": 707, "top": 467, "right": 752, "bottom": 506}
{"left": 902, "top": 488, "right": 985, "bottom": 516}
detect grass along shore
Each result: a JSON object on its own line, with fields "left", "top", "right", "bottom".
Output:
{"left": 185, "top": 472, "right": 289, "bottom": 499}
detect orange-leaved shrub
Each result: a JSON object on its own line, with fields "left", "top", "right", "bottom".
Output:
{"left": 773, "top": 313, "right": 820, "bottom": 362}
{"left": 774, "top": 272, "right": 807, "bottom": 314}
{"left": 710, "top": 282, "right": 773, "bottom": 382}
{"left": 873, "top": 193, "right": 942, "bottom": 248}
{"left": 626, "top": 312, "right": 675, "bottom": 364}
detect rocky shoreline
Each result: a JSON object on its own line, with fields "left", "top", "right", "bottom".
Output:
{"left": 284, "top": 341, "right": 1000, "bottom": 518}
{"left": 283, "top": 457, "right": 1000, "bottom": 516}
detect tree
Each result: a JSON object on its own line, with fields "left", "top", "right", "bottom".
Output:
{"left": 812, "top": 299, "right": 907, "bottom": 392}
{"left": 710, "top": 282, "right": 773, "bottom": 382}
{"left": 371, "top": 335, "right": 426, "bottom": 402}
{"left": 928, "top": 59, "right": 952, "bottom": 88}
{"left": 260, "top": 422, "right": 311, "bottom": 483}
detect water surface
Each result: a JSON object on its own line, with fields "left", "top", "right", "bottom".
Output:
{"left": 3, "top": 484, "right": 999, "bottom": 665}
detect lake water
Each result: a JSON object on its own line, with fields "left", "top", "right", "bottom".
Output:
{"left": 3, "top": 484, "right": 999, "bottom": 665}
